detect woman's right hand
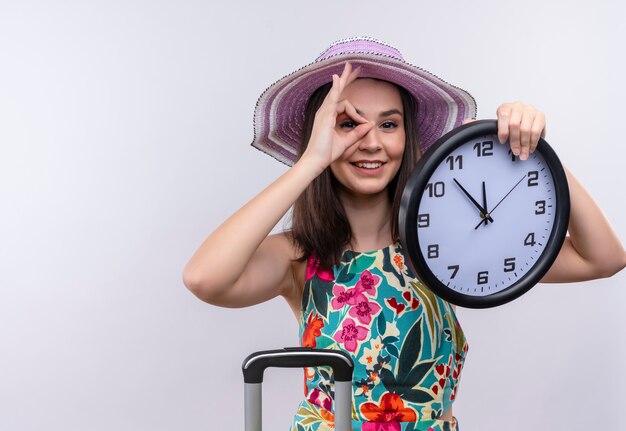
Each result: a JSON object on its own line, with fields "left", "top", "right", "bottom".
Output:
{"left": 300, "top": 62, "right": 374, "bottom": 172}
{"left": 183, "top": 64, "right": 373, "bottom": 309}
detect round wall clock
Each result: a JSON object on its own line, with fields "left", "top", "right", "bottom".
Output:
{"left": 399, "top": 120, "right": 570, "bottom": 308}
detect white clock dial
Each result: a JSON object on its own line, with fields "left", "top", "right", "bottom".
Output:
{"left": 416, "top": 135, "right": 557, "bottom": 296}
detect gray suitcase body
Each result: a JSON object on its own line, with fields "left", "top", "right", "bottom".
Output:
{"left": 242, "top": 347, "right": 354, "bottom": 431}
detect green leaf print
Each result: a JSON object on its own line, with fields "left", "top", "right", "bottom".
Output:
{"left": 444, "top": 312, "right": 466, "bottom": 353}
{"left": 348, "top": 254, "right": 376, "bottom": 274}
{"left": 382, "top": 334, "right": 400, "bottom": 358}
{"left": 335, "top": 264, "right": 355, "bottom": 284}
{"left": 397, "top": 316, "right": 423, "bottom": 379}
{"left": 382, "top": 336, "right": 399, "bottom": 344}
{"left": 296, "top": 403, "right": 326, "bottom": 425}
{"left": 409, "top": 280, "right": 442, "bottom": 352}
{"left": 311, "top": 278, "right": 333, "bottom": 317}
{"left": 299, "top": 416, "right": 319, "bottom": 426}
{"left": 302, "top": 280, "right": 310, "bottom": 309}
{"left": 376, "top": 312, "right": 386, "bottom": 336}
{"left": 401, "top": 388, "right": 434, "bottom": 403}
{"left": 403, "top": 359, "right": 436, "bottom": 388}
{"left": 379, "top": 367, "right": 397, "bottom": 388}
{"left": 386, "top": 344, "right": 399, "bottom": 358}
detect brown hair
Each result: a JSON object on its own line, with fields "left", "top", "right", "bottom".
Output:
{"left": 289, "top": 80, "right": 421, "bottom": 269}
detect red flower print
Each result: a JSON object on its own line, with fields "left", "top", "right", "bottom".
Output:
{"left": 302, "top": 312, "right": 324, "bottom": 348}
{"left": 333, "top": 318, "right": 368, "bottom": 353}
{"left": 356, "top": 270, "right": 380, "bottom": 294}
{"left": 402, "top": 290, "right": 420, "bottom": 310}
{"left": 348, "top": 298, "right": 381, "bottom": 325}
{"left": 385, "top": 297, "right": 405, "bottom": 315}
{"left": 360, "top": 393, "right": 417, "bottom": 431}
{"left": 331, "top": 284, "right": 366, "bottom": 310}
{"left": 305, "top": 253, "right": 334, "bottom": 282}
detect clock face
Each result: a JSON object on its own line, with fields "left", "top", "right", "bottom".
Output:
{"left": 400, "top": 120, "right": 570, "bottom": 308}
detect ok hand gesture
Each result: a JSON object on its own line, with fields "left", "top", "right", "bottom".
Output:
{"left": 300, "top": 63, "right": 374, "bottom": 172}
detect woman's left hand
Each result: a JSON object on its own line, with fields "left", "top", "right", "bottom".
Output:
{"left": 496, "top": 102, "right": 546, "bottom": 161}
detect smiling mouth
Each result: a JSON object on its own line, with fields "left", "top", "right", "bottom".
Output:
{"left": 352, "top": 161, "right": 384, "bottom": 169}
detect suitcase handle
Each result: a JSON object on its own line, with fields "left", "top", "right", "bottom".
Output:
{"left": 242, "top": 347, "right": 353, "bottom": 383}
{"left": 242, "top": 347, "right": 354, "bottom": 431}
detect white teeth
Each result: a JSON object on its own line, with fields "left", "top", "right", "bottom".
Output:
{"left": 355, "top": 162, "right": 382, "bottom": 169}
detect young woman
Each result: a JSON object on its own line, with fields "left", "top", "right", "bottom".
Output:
{"left": 183, "top": 38, "right": 626, "bottom": 431}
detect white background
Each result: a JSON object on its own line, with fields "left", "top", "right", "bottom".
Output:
{"left": 1, "top": 1, "right": 624, "bottom": 430}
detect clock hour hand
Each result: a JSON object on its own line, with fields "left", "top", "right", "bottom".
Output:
{"left": 453, "top": 178, "right": 494, "bottom": 223}
{"left": 475, "top": 181, "right": 491, "bottom": 229}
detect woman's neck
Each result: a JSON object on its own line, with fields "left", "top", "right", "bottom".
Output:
{"left": 339, "top": 190, "right": 394, "bottom": 252}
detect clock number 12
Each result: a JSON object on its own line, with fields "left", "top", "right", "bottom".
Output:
{"left": 473, "top": 141, "right": 494, "bottom": 157}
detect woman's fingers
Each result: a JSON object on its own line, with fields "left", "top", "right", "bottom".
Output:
{"left": 529, "top": 111, "right": 546, "bottom": 154}
{"left": 519, "top": 108, "right": 534, "bottom": 160}
{"left": 496, "top": 103, "right": 512, "bottom": 145}
{"left": 304, "top": 64, "right": 370, "bottom": 166}
{"left": 336, "top": 99, "right": 373, "bottom": 146}
{"left": 323, "top": 63, "right": 360, "bottom": 111}
{"left": 507, "top": 105, "right": 523, "bottom": 158}
{"left": 336, "top": 99, "right": 368, "bottom": 124}
{"left": 497, "top": 102, "right": 546, "bottom": 161}
{"left": 336, "top": 62, "right": 359, "bottom": 93}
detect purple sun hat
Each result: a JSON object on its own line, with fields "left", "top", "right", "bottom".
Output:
{"left": 251, "top": 37, "right": 477, "bottom": 166}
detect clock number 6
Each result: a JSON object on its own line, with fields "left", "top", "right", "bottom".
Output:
{"left": 477, "top": 271, "right": 489, "bottom": 285}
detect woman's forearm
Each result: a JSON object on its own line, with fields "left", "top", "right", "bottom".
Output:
{"left": 543, "top": 167, "right": 626, "bottom": 282}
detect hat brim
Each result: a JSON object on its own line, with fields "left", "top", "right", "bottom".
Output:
{"left": 252, "top": 52, "right": 477, "bottom": 166}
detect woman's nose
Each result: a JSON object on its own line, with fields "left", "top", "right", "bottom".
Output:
{"left": 357, "top": 127, "right": 382, "bottom": 151}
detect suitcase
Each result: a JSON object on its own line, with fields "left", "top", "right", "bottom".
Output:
{"left": 242, "top": 347, "right": 354, "bottom": 431}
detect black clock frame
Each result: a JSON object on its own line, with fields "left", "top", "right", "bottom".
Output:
{"left": 399, "top": 120, "right": 570, "bottom": 308}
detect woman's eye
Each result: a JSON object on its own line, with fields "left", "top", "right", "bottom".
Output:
{"left": 339, "top": 120, "right": 357, "bottom": 129}
{"left": 381, "top": 121, "right": 398, "bottom": 129}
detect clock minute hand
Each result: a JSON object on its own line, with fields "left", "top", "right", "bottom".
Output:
{"left": 453, "top": 178, "right": 494, "bottom": 223}
{"left": 474, "top": 175, "right": 526, "bottom": 229}
{"left": 490, "top": 174, "right": 527, "bottom": 215}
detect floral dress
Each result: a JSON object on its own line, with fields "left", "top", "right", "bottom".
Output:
{"left": 291, "top": 243, "right": 468, "bottom": 431}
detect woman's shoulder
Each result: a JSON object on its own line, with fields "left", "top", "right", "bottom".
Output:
{"left": 263, "top": 231, "right": 300, "bottom": 259}
{"left": 262, "top": 232, "right": 308, "bottom": 314}
{"left": 263, "top": 231, "right": 308, "bottom": 281}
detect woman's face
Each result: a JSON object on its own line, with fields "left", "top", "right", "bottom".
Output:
{"left": 330, "top": 78, "right": 405, "bottom": 200}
